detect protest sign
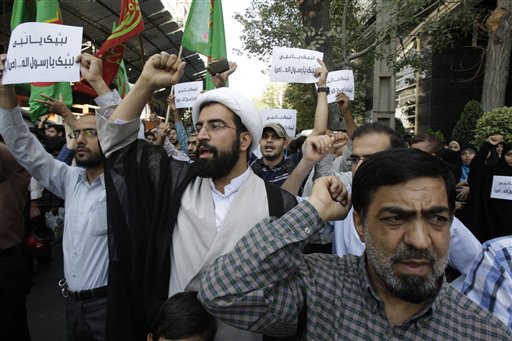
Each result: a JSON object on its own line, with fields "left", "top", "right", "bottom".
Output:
{"left": 3, "top": 22, "right": 82, "bottom": 84}
{"left": 325, "top": 70, "right": 355, "bottom": 102}
{"left": 490, "top": 176, "right": 512, "bottom": 200}
{"left": 261, "top": 109, "right": 297, "bottom": 137}
{"left": 174, "top": 81, "right": 203, "bottom": 109}
{"left": 269, "top": 47, "right": 323, "bottom": 83}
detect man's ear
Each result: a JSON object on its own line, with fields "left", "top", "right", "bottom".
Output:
{"left": 284, "top": 137, "right": 291, "bottom": 147}
{"left": 353, "top": 210, "right": 365, "bottom": 243}
{"left": 239, "top": 132, "right": 252, "bottom": 152}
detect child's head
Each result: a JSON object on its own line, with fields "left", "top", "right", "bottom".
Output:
{"left": 148, "top": 291, "right": 216, "bottom": 341}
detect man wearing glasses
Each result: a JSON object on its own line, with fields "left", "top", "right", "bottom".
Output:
{"left": 95, "top": 52, "right": 298, "bottom": 341}
{"left": 0, "top": 53, "right": 120, "bottom": 341}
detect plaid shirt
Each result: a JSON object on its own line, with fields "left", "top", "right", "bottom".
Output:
{"left": 200, "top": 201, "right": 512, "bottom": 340}
{"left": 461, "top": 236, "right": 512, "bottom": 331}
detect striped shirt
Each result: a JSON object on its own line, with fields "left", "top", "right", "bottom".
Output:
{"left": 200, "top": 201, "right": 512, "bottom": 340}
{"left": 461, "top": 236, "right": 512, "bottom": 331}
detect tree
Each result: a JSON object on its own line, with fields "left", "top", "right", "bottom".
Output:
{"left": 236, "top": 0, "right": 484, "bottom": 128}
{"left": 254, "top": 83, "right": 288, "bottom": 110}
{"left": 451, "top": 100, "right": 484, "bottom": 146}
{"left": 472, "top": 107, "right": 512, "bottom": 146}
{"left": 481, "top": 0, "right": 512, "bottom": 111}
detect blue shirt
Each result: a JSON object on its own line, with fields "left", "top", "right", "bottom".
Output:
{"left": 461, "top": 236, "right": 512, "bottom": 331}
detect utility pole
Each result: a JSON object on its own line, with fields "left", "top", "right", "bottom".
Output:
{"left": 372, "top": 0, "right": 396, "bottom": 128}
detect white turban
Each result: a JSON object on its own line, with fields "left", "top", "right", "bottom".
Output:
{"left": 192, "top": 87, "right": 262, "bottom": 153}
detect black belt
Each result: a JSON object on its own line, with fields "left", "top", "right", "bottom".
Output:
{"left": 59, "top": 279, "right": 107, "bottom": 300}
{"left": 67, "top": 286, "right": 107, "bottom": 300}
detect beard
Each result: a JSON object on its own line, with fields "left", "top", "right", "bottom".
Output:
{"left": 75, "top": 144, "right": 104, "bottom": 168}
{"left": 365, "top": 228, "right": 448, "bottom": 304}
{"left": 195, "top": 138, "right": 240, "bottom": 179}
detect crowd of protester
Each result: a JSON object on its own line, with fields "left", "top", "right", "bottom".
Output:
{"left": 0, "top": 50, "right": 511, "bottom": 341}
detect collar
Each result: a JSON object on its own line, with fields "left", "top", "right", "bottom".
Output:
{"left": 78, "top": 170, "right": 106, "bottom": 188}
{"left": 208, "top": 167, "right": 251, "bottom": 197}
{"left": 257, "top": 155, "right": 286, "bottom": 170}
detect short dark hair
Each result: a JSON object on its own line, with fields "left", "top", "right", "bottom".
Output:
{"left": 47, "top": 123, "right": 65, "bottom": 135}
{"left": 145, "top": 131, "right": 156, "bottom": 139}
{"left": 352, "top": 148, "right": 456, "bottom": 222}
{"left": 408, "top": 133, "right": 444, "bottom": 156}
{"left": 151, "top": 291, "right": 216, "bottom": 341}
{"left": 352, "top": 123, "right": 406, "bottom": 148}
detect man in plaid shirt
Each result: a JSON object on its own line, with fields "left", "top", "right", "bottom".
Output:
{"left": 200, "top": 149, "right": 511, "bottom": 339}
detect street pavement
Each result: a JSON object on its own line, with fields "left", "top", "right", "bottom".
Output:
{"left": 27, "top": 245, "right": 66, "bottom": 341}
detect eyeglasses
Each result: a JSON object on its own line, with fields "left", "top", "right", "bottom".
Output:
{"left": 68, "top": 128, "right": 98, "bottom": 139}
{"left": 346, "top": 155, "right": 371, "bottom": 165}
{"left": 195, "top": 120, "right": 236, "bottom": 133}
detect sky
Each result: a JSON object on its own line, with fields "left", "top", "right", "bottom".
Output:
{"left": 215, "top": 0, "right": 269, "bottom": 100}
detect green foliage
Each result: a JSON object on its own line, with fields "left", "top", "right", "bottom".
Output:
{"left": 254, "top": 83, "right": 288, "bottom": 110}
{"left": 234, "top": 0, "right": 303, "bottom": 62}
{"left": 451, "top": 100, "right": 484, "bottom": 146}
{"left": 283, "top": 84, "right": 316, "bottom": 132}
{"left": 473, "top": 107, "right": 512, "bottom": 146}
{"left": 237, "top": 0, "right": 482, "bottom": 128}
{"left": 426, "top": 128, "right": 446, "bottom": 144}
{"left": 394, "top": 118, "right": 407, "bottom": 137}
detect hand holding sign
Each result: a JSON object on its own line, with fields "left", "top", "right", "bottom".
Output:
{"left": 3, "top": 22, "right": 82, "bottom": 84}
{"left": 315, "top": 59, "right": 329, "bottom": 87}
{"left": 326, "top": 70, "right": 355, "bottom": 103}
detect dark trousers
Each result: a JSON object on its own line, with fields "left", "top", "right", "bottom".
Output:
{"left": 0, "top": 247, "right": 32, "bottom": 341}
{"left": 65, "top": 296, "right": 107, "bottom": 341}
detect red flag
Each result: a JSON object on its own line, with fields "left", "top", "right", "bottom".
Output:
{"left": 96, "top": 0, "right": 144, "bottom": 57}
{"left": 74, "top": 0, "right": 144, "bottom": 97}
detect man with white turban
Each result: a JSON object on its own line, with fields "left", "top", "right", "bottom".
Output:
{"left": 95, "top": 52, "right": 298, "bottom": 341}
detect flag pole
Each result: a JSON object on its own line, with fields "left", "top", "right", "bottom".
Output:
{"left": 165, "top": 45, "right": 183, "bottom": 124}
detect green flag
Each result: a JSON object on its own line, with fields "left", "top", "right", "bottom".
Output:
{"left": 10, "top": 0, "right": 35, "bottom": 30}
{"left": 181, "top": 0, "right": 210, "bottom": 56}
{"left": 182, "top": 0, "right": 227, "bottom": 90}
{"left": 10, "top": 0, "right": 73, "bottom": 121}
{"left": 116, "top": 58, "right": 131, "bottom": 98}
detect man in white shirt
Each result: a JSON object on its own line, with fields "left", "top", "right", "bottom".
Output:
{"left": 0, "top": 53, "right": 118, "bottom": 341}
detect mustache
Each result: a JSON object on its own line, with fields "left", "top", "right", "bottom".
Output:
{"left": 391, "top": 245, "right": 436, "bottom": 264}
{"left": 196, "top": 141, "right": 218, "bottom": 157}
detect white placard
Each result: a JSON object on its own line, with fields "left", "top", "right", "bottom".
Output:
{"left": 3, "top": 22, "right": 82, "bottom": 84}
{"left": 261, "top": 109, "right": 297, "bottom": 138}
{"left": 269, "top": 47, "right": 323, "bottom": 83}
{"left": 326, "top": 70, "right": 355, "bottom": 102}
{"left": 490, "top": 176, "right": 512, "bottom": 200}
{"left": 174, "top": 81, "right": 203, "bottom": 109}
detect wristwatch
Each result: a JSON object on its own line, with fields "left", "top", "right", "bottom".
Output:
{"left": 317, "top": 87, "right": 330, "bottom": 94}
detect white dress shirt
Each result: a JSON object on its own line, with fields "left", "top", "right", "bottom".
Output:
{"left": 0, "top": 91, "right": 120, "bottom": 291}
